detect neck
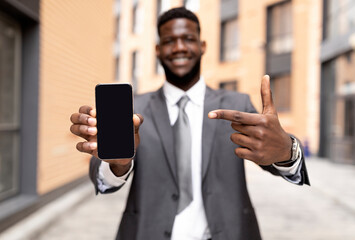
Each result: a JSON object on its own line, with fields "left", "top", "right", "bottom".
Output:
{"left": 167, "top": 74, "right": 200, "bottom": 91}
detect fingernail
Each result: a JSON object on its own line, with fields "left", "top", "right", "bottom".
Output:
{"left": 133, "top": 115, "right": 139, "bottom": 122}
{"left": 88, "top": 127, "right": 96, "bottom": 133}
{"left": 208, "top": 112, "right": 217, "bottom": 118}
{"left": 88, "top": 118, "right": 96, "bottom": 125}
{"left": 89, "top": 142, "right": 97, "bottom": 149}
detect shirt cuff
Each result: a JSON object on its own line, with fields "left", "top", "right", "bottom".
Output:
{"left": 98, "top": 160, "right": 134, "bottom": 187}
{"left": 272, "top": 146, "right": 302, "bottom": 175}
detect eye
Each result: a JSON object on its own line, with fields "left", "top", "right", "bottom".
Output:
{"left": 162, "top": 38, "right": 174, "bottom": 45}
{"left": 184, "top": 36, "right": 196, "bottom": 42}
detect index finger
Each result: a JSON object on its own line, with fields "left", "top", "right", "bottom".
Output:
{"left": 79, "top": 105, "right": 96, "bottom": 117}
{"left": 208, "top": 109, "right": 261, "bottom": 125}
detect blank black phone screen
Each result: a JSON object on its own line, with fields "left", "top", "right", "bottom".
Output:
{"left": 95, "top": 84, "right": 135, "bottom": 159}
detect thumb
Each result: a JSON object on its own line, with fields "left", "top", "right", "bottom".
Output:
{"left": 133, "top": 114, "right": 144, "bottom": 134}
{"left": 261, "top": 75, "right": 276, "bottom": 115}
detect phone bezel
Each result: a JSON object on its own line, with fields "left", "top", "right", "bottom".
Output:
{"left": 95, "top": 83, "right": 135, "bottom": 160}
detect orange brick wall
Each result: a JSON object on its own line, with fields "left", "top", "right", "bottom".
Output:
{"left": 38, "top": 0, "right": 115, "bottom": 194}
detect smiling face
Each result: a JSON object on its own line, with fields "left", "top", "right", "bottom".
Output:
{"left": 156, "top": 18, "right": 206, "bottom": 91}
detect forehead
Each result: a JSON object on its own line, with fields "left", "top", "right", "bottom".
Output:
{"left": 159, "top": 18, "right": 199, "bottom": 37}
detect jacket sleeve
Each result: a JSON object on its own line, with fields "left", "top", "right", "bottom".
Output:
{"left": 89, "top": 156, "right": 127, "bottom": 194}
{"left": 260, "top": 148, "right": 310, "bottom": 186}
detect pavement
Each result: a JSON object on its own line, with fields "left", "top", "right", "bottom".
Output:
{"left": 0, "top": 156, "right": 355, "bottom": 240}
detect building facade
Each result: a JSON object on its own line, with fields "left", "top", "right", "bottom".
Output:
{"left": 0, "top": 0, "right": 115, "bottom": 231}
{"left": 115, "top": 0, "right": 323, "bottom": 157}
{"left": 319, "top": 0, "right": 355, "bottom": 164}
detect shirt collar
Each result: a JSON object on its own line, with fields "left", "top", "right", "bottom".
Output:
{"left": 163, "top": 77, "right": 206, "bottom": 107}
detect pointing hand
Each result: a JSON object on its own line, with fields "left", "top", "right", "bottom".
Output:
{"left": 208, "top": 75, "right": 292, "bottom": 165}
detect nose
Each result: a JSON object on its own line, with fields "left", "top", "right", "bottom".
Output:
{"left": 172, "top": 38, "right": 187, "bottom": 53}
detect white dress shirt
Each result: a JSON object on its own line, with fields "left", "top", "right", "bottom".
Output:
{"left": 163, "top": 78, "right": 210, "bottom": 240}
{"left": 97, "top": 77, "right": 302, "bottom": 240}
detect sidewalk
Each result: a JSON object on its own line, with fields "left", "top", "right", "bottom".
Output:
{"left": 0, "top": 157, "right": 354, "bottom": 240}
{"left": 246, "top": 157, "right": 355, "bottom": 240}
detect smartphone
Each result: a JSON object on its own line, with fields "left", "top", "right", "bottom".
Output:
{"left": 95, "top": 83, "right": 135, "bottom": 159}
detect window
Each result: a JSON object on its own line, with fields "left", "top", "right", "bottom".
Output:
{"left": 333, "top": 51, "right": 355, "bottom": 137}
{"left": 220, "top": 0, "right": 239, "bottom": 62}
{"left": 266, "top": 1, "right": 293, "bottom": 112}
{"left": 270, "top": 74, "right": 291, "bottom": 112}
{"left": 115, "top": 11, "right": 120, "bottom": 39}
{"left": 157, "top": 0, "right": 171, "bottom": 25}
{"left": 132, "top": 51, "right": 139, "bottom": 91}
{"left": 157, "top": 0, "right": 170, "bottom": 16}
{"left": 114, "top": 0, "right": 121, "bottom": 81}
{"left": 267, "top": 1, "right": 293, "bottom": 55}
{"left": 321, "top": 50, "right": 355, "bottom": 163}
{"left": 183, "top": 0, "right": 200, "bottom": 12}
{"left": 155, "top": 58, "right": 164, "bottom": 75}
{"left": 220, "top": 17, "right": 239, "bottom": 61}
{"left": 155, "top": 0, "right": 170, "bottom": 75}
{"left": 115, "top": 57, "right": 120, "bottom": 81}
{"left": 219, "top": 81, "right": 238, "bottom": 91}
{"left": 344, "top": 97, "right": 354, "bottom": 137}
{"left": 132, "top": 0, "right": 142, "bottom": 34}
{"left": 325, "top": 0, "right": 355, "bottom": 39}
{"left": 0, "top": 14, "right": 21, "bottom": 201}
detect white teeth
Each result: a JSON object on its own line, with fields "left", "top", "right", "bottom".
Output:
{"left": 172, "top": 58, "right": 188, "bottom": 63}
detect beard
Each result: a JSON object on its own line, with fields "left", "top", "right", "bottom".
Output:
{"left": 159, "top": 57, "right": 201, "bottom": 87}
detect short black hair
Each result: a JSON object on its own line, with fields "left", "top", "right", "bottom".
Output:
{"left": 157, "top": 7, "right": 201, "bottom": 36}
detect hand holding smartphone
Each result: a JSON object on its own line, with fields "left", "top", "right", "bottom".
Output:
{"left": 95, "top": 83, "right": 135, "bottom": 160}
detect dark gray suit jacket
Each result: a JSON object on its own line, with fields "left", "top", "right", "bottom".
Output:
{"left": 89, "top": 86, "right": 309, "bottom": 240}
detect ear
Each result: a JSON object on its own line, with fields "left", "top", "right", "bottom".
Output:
{"left": 200, "top": 40, "right": 206, "bottom": 55}
{"left": 155, "top": 44, "right": 161, "bottom": 58}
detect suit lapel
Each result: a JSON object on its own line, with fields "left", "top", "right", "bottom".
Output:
{"left": 149, "top": 88, "right": 178, "bottom": 186}
{"left": 202, "top": 87, "right": 221, "bottom": 180}
{"left": 148, "top": 86, "right": 221, "bottom": 184}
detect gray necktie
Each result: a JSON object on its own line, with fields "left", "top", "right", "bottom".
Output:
{"left": 173, "top": 95, "right": 193, "bottom": 213}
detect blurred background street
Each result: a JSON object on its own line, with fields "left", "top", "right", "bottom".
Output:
{"left": 0, "top": 157, "right": 354, "bottom": 240}
{"left": 1, "top": 0, "right": 355, "bottom": 239}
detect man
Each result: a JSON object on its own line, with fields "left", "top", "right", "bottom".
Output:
{"left": 70, "top": 7, "right": 309, "bottom": 240}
